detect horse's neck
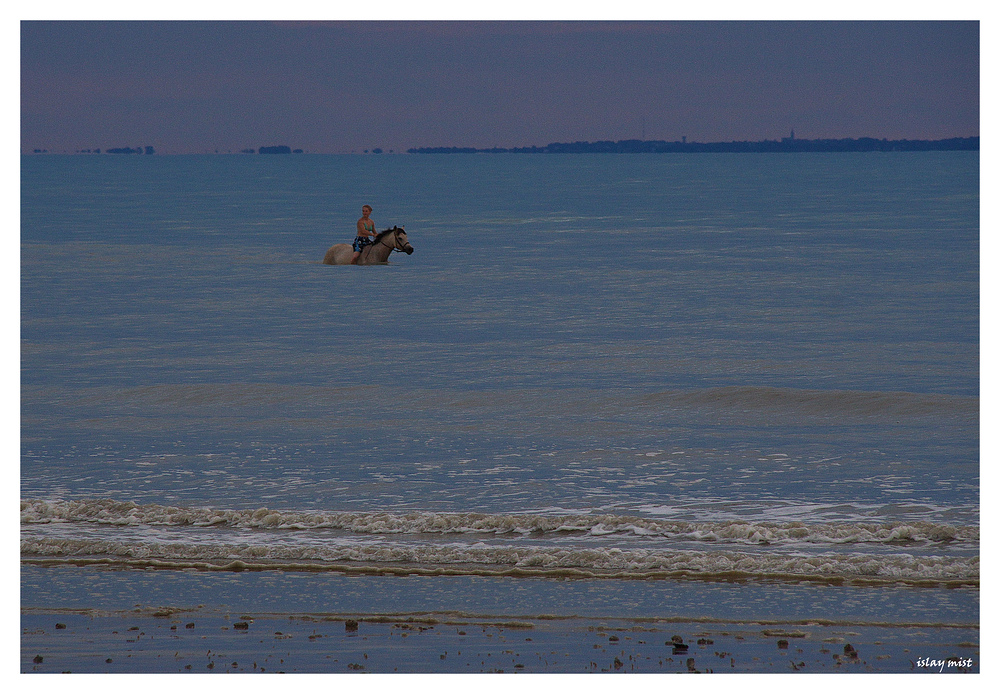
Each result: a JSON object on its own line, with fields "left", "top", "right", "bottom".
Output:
{"left": 364, "top": 233, "right": 393, "bottom": 262}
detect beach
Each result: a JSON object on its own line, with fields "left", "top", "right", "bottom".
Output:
{"left": 21, "top": 606, "right": 980, "bottom": 674}
{"left": 21, "top": 561, "right": 979, "bottom": 675}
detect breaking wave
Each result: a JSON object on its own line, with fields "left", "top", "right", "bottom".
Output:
{"left": 21, "top": 499, "right": 979, "bottom": 547}
{"left": 21, "top": 535, "right": 978, "bottom": 586}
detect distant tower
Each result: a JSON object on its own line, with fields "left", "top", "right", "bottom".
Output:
{"left": 790, "top": 129, "right": 795, "bottom": 140}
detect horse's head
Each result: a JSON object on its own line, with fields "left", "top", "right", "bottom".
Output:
{"left": 391, "top": 226, "right": 414, "bottom": 255}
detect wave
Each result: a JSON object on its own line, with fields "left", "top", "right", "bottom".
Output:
{"left": 21, "top": 499, "right": 978, "bottom": 547}
{"left": 21, "top": 536, "right": 978, "bottom": 586}
{"left": 663, "top": 386, "right": 977, "bottom": 418}
{"left": 25, "top": 383, "right": 977, "bottom": 420}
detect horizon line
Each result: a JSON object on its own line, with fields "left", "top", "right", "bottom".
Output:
{"left": 23, "top": 134, "right": 981, "bottom": 156}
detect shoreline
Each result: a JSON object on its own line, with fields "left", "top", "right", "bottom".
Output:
{"left": 22, "top": 607, "right": 980, "bottom": 674}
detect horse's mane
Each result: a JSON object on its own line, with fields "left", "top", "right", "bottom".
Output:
{"left": 373, "top": 226, "right": 399, "bottom": 243}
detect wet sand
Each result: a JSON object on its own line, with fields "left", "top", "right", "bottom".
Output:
{"left": 21, "top": 607, "right": 979, "bottom": 674}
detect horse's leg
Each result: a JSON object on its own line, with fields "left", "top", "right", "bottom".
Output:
{"left": 359, "top": 245, "right": 381, "bottom": 265}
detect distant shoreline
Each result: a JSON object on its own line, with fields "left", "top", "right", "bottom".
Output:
{"left": 408, "top": 136, "right": 979, "bottom": 154}
{"left": 24, "top": 136, "right": 980, "bottom": 156}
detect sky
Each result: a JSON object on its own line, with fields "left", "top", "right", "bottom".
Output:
{"left": 19, "top": 18, "right": 980, "bottom": 154}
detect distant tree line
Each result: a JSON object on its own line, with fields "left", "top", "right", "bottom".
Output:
{"left": 258, "top": 145, "right": 305, "bottom": 154}
{"left": 29, "top": 145, "right": 310, "bottom": 155}
{"left": 408, "top": 136, "right": 979, "bottom": 154}
{"left": 29, "top": 136, "right": 979, "bottom": 156}
{"left": 38, "top": 146, "right": 158, "bottom": 154}
{"left": 105, "top": 146, "right": 156, "bottom": 155}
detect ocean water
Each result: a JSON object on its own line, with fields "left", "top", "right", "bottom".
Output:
{"left": 20, "top": 152, "right": 979, "bottom": 670}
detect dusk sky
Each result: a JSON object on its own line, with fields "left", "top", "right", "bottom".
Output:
{"left": 20, "top": 19, "right": 979, "bottom": 154}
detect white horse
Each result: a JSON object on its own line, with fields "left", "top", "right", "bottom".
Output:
{"left": 322, "top": 226, "right": 414, "bottom": 265}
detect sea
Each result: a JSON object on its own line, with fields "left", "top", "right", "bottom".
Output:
{"left": 20, "top": 151, "right": 979, "bottom": 673}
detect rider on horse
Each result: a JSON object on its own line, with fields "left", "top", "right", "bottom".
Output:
{"left": 352, "top": 204, "right": 377, "bottom": 264}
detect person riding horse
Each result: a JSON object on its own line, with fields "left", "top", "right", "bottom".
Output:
{"left": 323, "top": 223, "right": 414, "bottom": 265}
{"left": 352, "top": 204, "right": 377, "bottom": 264}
